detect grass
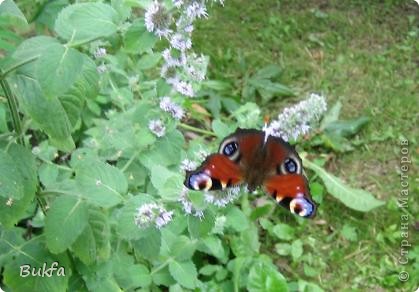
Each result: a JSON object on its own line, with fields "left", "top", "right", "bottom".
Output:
{"left": 194, "top": 0, "right": 418, "bottom": 290}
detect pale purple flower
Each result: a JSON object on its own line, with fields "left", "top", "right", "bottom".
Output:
{"left": 185, "top": 2, "right": 208, "bottom": 19}
{"left": 135, "top": 203, "right": 174, "bottom": 229}
{"left": 180, "top": 159, "right": 198, "bottom": 171}
{"left": 149, "top": 119, "right": 166, "bottom": 137}
{"left": 159, "top": 96, "right": 185, "bottom": 120}
{"left": 170, "top": 33, "right": 192, "bottom": 51}
{"left": 179, "top": 186, "right": 193, "bottom": 214}
{"left": 94, "top": 47, "right": 107, "bottom": 58}
{"left": 204, "top": 185, "right": 241, "bottom": 207}
{"left": 173, "top": 0, "right": 183, "bottom": 8}
{"left": 264, "top": 93, "right": 327, "bottom": 141}
{"left": 96, "top": 64, "right": 107, "bottom": 74}
{"left": 173, "top": 79, "right": 194, "bottom": 97}
{"left": 145, "top": 1, "right": 172, "bottom": 39}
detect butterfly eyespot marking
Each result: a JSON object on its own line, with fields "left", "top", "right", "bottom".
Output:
{"left": 279, "top": 155, "right": 301, "bottom": 174}
{"left": 290, "top": 197, "right": 315, "bottom": 218}
{"left": 187, "top": 173, "right": 212, "bottom": 191}
{"left": 219, "top": 138, "right": 240, "bottom": 161}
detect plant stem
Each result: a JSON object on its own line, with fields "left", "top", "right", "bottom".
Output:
{"left": 0, "top": 78, "right": 24, "bottom": 145}
{"left": 179, "top": 123, "right": 217, "bottom": 137}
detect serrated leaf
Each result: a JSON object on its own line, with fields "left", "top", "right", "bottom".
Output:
{"left": 113, "top": 253, "right": 151, "bottom": 289}
{"left": 55, "top": 3, "right": 119, "bottom": 44}
{"left": 75, "top": 158, "right": 127, "bottom": 208}
{"left": 0, "top": 144, "right": 37, "bottom": 227}
{"left": 133, "top": 228, "right": 161, "bottom": 261}
{"left": 200, "top": 236, "right": 227, "bottom": 261}
{"left": 59, "top": 54, "right": 99, "bottom": 129}
{"left": 272, "top": 223, "right": 295, "bottom": 241}
{"left": 0, "top": 150, "right": 24, "bottom": 199}
{"left": 0, "top": 0, "right": 28, "bottom": 25}
{"left": 3, "top": 237, "right": 71, "bottom": 292}
{"left": 45, "top": 195, "right": 88, "bottom": 253}
{"left": 71, "top": 207, "right": 111, "bottom": 264}
{"left": 123, "top": 19, "right": 157, "bottom": 54}
{"left": 12, "top": 36, "right": 59, "bottom": 62}
{"left": 168, "top": 260, "right": 197, "bottom": 289}
{"left": 226, "top": 207, "right": 248, "bottom": 232}
{"left": 212, "top": 119, "right": 234, "bottom": 139}
{"left": 188, "top": 210, "right": 215, "bottom": 238}
{"left": 303, "top": 158, "right": 384, "bottom": 211}
{"left": 12, "top": 75, "right": 75, "bottom": 151}
{"left": 35, "top": 44, "right": 84, "bottom": 98}
{"left": 247, "top": 263, "right": 288, "bottom": 292}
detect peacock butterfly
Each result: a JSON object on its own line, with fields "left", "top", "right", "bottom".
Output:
{"left": 184, "top": 128, "right": 316, "bottom": 218}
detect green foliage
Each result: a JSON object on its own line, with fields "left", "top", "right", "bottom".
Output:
{"left": 0, "top": 0, "right": 409, "bottom": 291}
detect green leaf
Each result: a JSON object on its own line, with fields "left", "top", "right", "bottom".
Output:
{"left": 247, "top": 262, "right": 288, "bottom": 292}
{"left": 0, "top": 144, "right": 37, "bottom": 227}
{"left": 0, "top": 150, "right": 24, "bottom": 199}
{"left": 55, "top": 3, "right": 119, "bottom": 44}
{"left": 170, "top": 235, "right": 197, "bottom": 261}
{"left": 123, "top": 19, "right": 157, "bottom": 54}
{"left": 45, "top": 195, "right": 89, "bottom": 253}
{"left": 226, "top": 206, "right": 249, "bottom": 232}
{"left": 36, "top": 0, "right": 68, "bottom": 30}
{"left": 168, "top": 260, "right": 198, "bottom": 289}
{"left": 188, "top": 210, "right": 215, "bottom": 238}
{"left": 320, "top": 100, "right": 342, "bottom": 130}
{"left": 113, "top": 253, "right": 151, "bottom": 289}
{"left": 133, "top": 228, "right": 161, "bottom": 261}
{"left": 0, "top": 0, "right": 28, "bottom": 25}
{"left": 59, "top": 54, "right": 99, "bottom": 129}
{"left": 35, "top": 44, "right": 84, "bottom": 98}
{"left": 75, "top": 158, "right": 127, "bottom": 208}
{"left": 303, "top": 158, "right": 384, "bottom": 211}
{"left": 212, "top": 119, "right": 234, "bottom": 139}
{"left": 12, "top": 75, "right": 75, "bottom": 151}
{"left": 71, "top": 207, "right": 111, "bottom": 264}
{"left": 253, "top": 64, "right": 282, "bottom": 80}
{"left": 137, "top": 52, "right": 161, "bottom": 70}
{"left": 3, "top": 237, "right": 71, "bottom": 292}
{"left": 272, "top": 223, "right": 295, "bottom": 241}
{"left": 341, "top": 224, "right": 358, "bottom": 241}
{"left": 12, "top": 36, "right": 59, "bottom": 61}
{"left": 324, "top": 116, "right": 370, "bottom": 137}
{"left": 291, "top": 239, "right": 303, "bottom": 261}
{"left": 200, "top": 236, "right": 228, "bottom": 261}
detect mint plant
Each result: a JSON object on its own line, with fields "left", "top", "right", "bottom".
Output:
{"left": 0, "top": 1, "right": 384, "bottom": 291}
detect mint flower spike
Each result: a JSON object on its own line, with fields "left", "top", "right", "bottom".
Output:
{"left": 146, "top": 1, "right": 225, "bottom": 98}
{"left": 135, "top": 203, "right": 174, "bottom": 229}
{"left": 159, "top": 96, "right": 185, "bottom": 120}
{"left": 145, "top": 1, "right": 173, "bottom": 39}
{"left": 264, "top": 93, "right": 327, "bottom": 142}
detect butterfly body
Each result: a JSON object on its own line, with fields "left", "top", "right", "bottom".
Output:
{"left": 184, "top": 128, "right": 316, "bottom": 218}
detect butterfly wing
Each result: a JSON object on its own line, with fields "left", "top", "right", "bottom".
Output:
{"left": 263, "top": 136, "right": 316, "bottom": 218}
{"left": 184, "top": 128, "right": 264, "bottom": 191}
{"left": 184, "top": 154, "right": 243, "bottom": 191}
